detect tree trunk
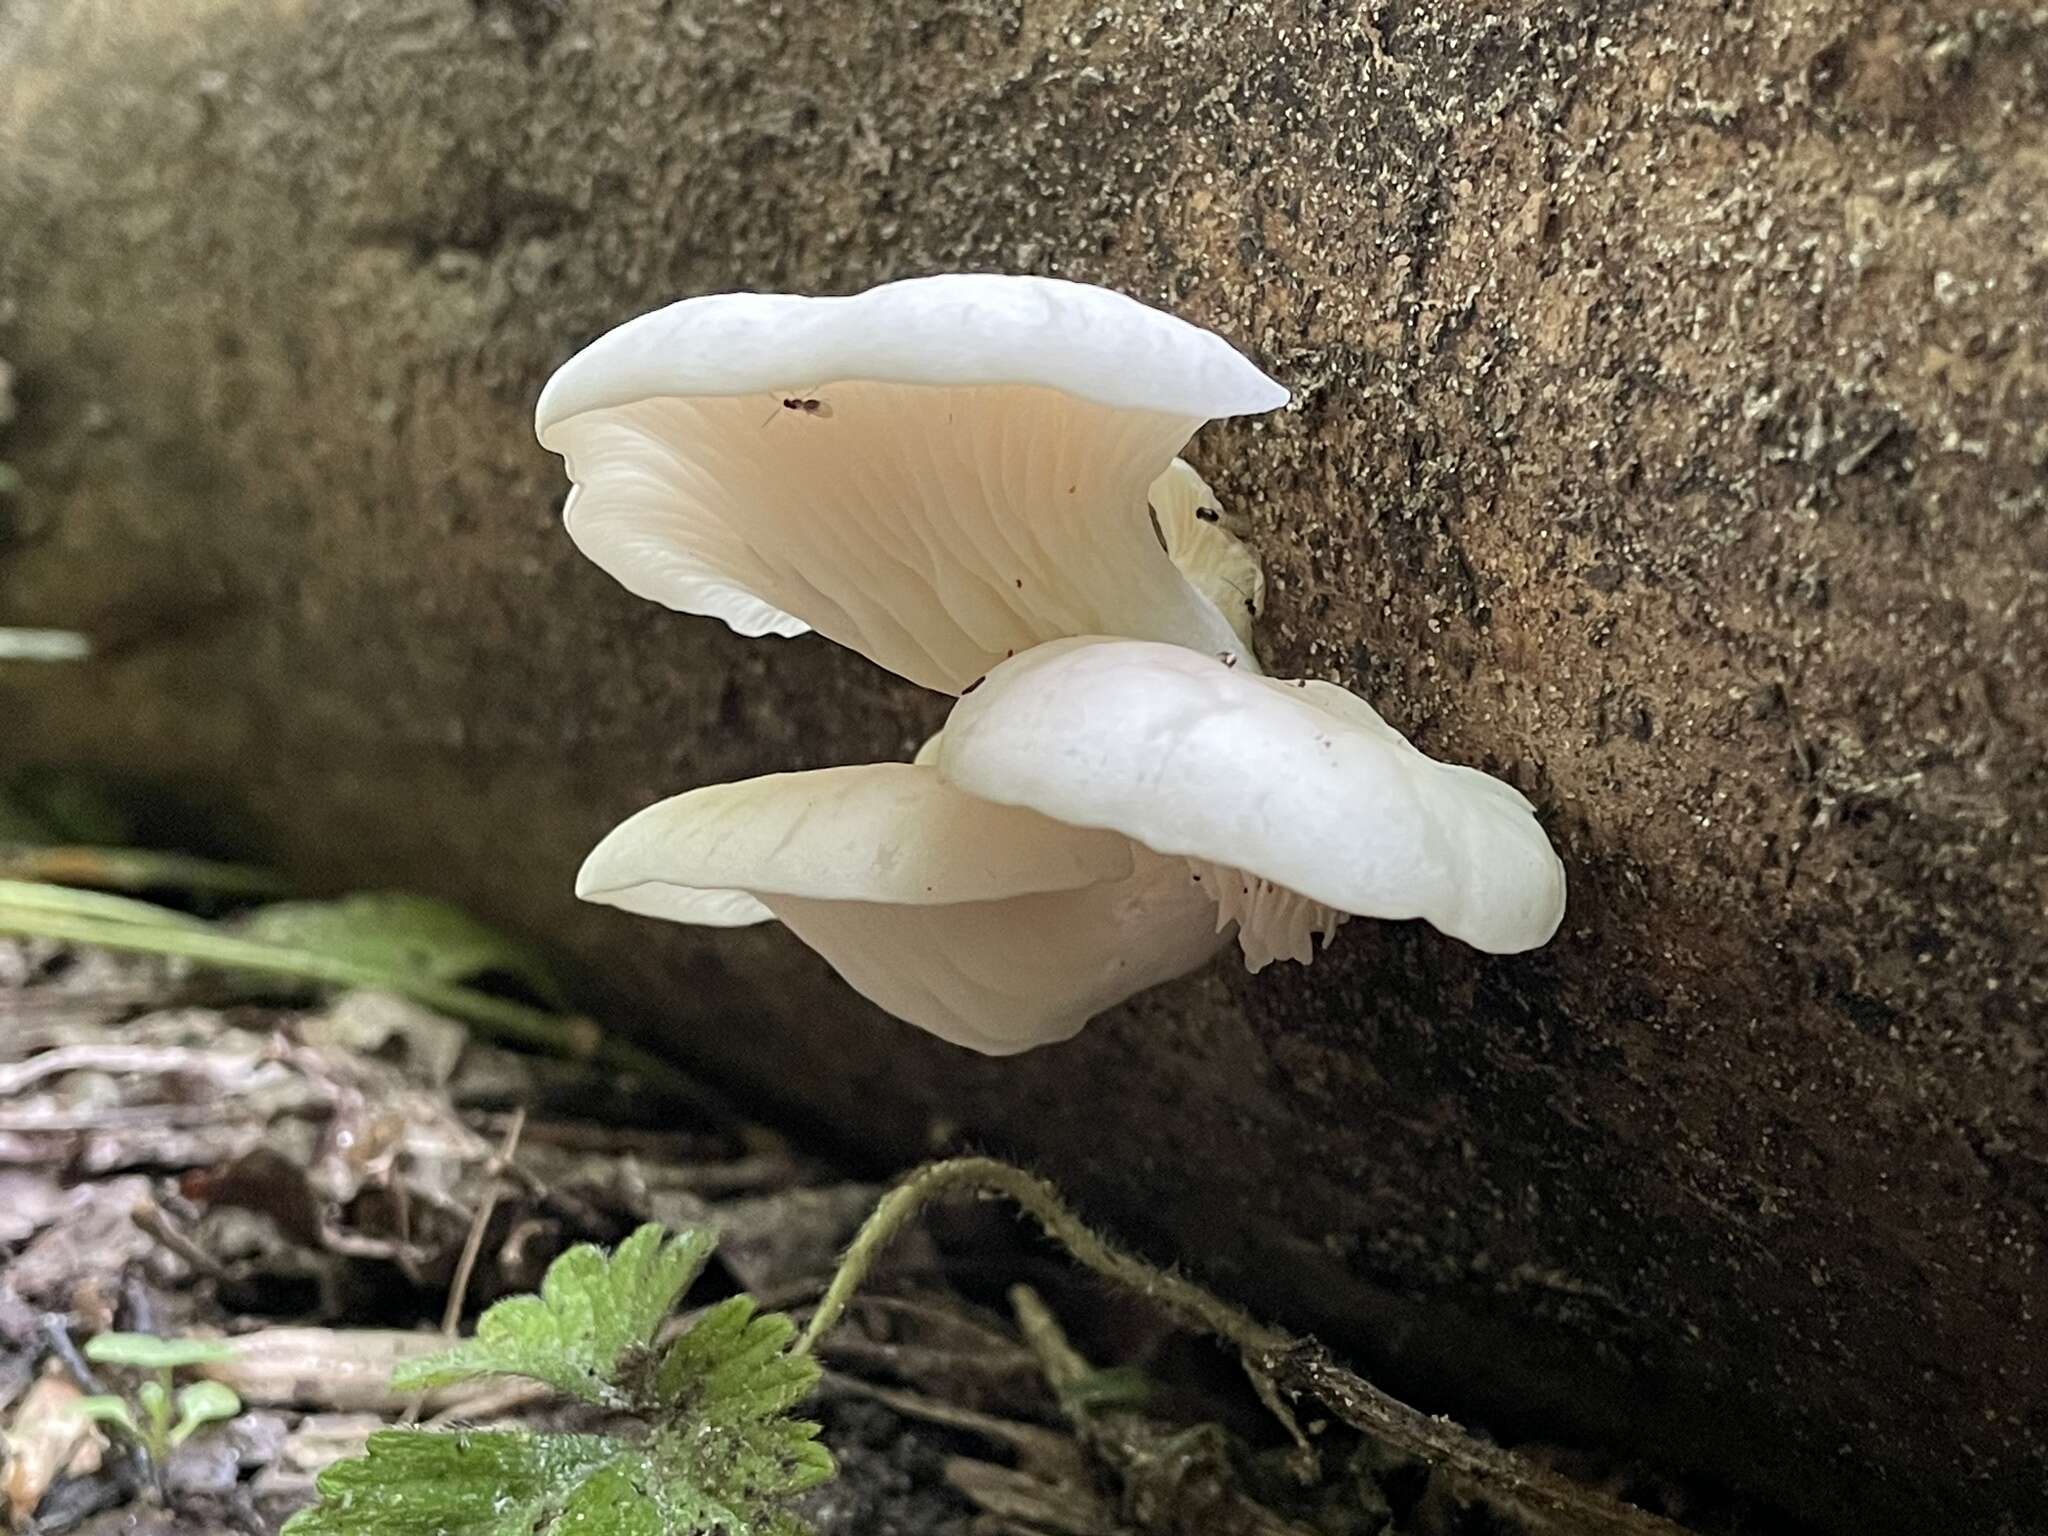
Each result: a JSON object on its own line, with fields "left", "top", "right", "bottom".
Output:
{"left": 3, "top": 1, "right": 2043, "bottom": 1528}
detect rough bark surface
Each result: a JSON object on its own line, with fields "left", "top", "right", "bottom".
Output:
{"left": 3, "top": 1, "right": 2044, "bottom": 1529}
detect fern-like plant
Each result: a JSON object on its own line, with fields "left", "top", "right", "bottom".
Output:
{"left": 284, "top": 1225, "right": 833, "bottom": 1536}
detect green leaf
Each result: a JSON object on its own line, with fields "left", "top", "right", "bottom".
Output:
{"left": 293, "top": 1228, "right": 829, "bottom": 1536}
{"left": 0, "top": 845, "right": 289, "bottom": 899}
{"left": 83, "top": 1333, "right": 234, "bottom": 1370}
{"left": 393, "top": 1225, "right": 715, "bottom": 1406}
{"left": 171, "top": 1380, "right": 242, "bottom": 1445}
{"left": 657, "top": 1299, "right": 818, "bottom": 1429}
{"left": 0, "top": 879, "right": 212, "bottom": 930}
{"left": 649, "top": 1297, "right": 833, "bottom": 1511}
{"left": 284, "top": 1431, "right": 803, "bottom": 1536}
{"left": 282, "top": 1430, "right": 627, "bottom": 1535}
{"left": 0, "top": 892, "right": 609, "bottom": 1064}
{"left": 69, "top": 1396, "right": 138, "bottom": 1434}
{"left": 238, "top": 892, "right": 568, "bottom": 1006}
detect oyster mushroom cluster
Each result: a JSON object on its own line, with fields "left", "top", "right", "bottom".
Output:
{"left": 540, "top": 275, "right": 1565, "bottom": 1054}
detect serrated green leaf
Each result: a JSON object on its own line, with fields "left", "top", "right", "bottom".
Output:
{"left": 282, "top": 1428, "right": 809, "bottom": 1536}
{"left": 238, "top": 892, "right": 568, "bottom": 1007}
{"left": 647, "top": 1296, "right": 833, "bottom": 1514}
{"left": 84, "top": 1332, "right": 233, "bottom": 1370}
{"left": 295, "top": 1226, "right": 828, "bottom": 1536}
{"left": 542, "top": 1460, "right": 667, "bottom": 1536}
{"left": 657, "top": 1298, "right": 818, "bottom": 1428}
{"left": 644, "top": 1414, "right": 833, "bottom": 1527}
{"left": 282, "top": 1430, "right": 626, "bottom": 1535}
{"left": 393, "top": 1225, "right": 715, "bottom": 1405}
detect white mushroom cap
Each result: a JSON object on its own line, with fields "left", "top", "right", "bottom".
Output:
{"left": 934, "top": 638, "right": 1567, "bottom": 962}
{"left": 575, "top": 763, "right": 1227, "bottom": 1052}
{"left": 537, "top": 276, "right": 1286, "bottom": 693}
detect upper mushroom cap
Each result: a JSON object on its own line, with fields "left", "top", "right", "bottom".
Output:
{"left": 536, "top": 274, "right": 1288, "bottom": 426}
{"left": 935, "top": 638, "right": 1568, "bottom": 955}
{"left": 535, "top": 277, "right": 1285, "bottom": 693}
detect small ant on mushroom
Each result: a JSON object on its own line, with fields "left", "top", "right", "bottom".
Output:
{"left": 760, "top": 394, "right": 833, "bottom": 428}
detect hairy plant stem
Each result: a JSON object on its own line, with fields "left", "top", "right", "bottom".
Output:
{"left": 797, "top": 1155, "right": 1287, "bottom": 1358}
{"left": 801, "top": 1155, "right": 1690, "bottom": 1536}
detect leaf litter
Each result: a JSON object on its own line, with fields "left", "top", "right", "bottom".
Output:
{"left": 0, "top": 850, "right": 1784, "bottom": 1536}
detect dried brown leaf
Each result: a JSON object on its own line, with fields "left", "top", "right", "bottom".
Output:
{"left": 2, "top": 1371, "right": 105, "bottom": 1526}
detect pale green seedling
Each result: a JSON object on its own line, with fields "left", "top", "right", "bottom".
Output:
{"left": 73, "top": 1334, "right": 243, "bottom": 1472}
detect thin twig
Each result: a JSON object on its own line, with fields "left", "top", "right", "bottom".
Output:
{"left": 442, "top": 1108, "right": 526, "bottom": 1338}
{"left": 818, "top": 1370, "right": 1082, "bottom": 1471}
{"left": 130, "top": 1200, "right": 231, "bottom": 1279}
{"left": 39, "top": 1314, "right": 104, "bottom": 1394}
{"left": 399, "top": 1109, "right": 525, "bottom": 1428}
{"left": 1007, "top": 1284, "right": 1092, "bottom": 1394}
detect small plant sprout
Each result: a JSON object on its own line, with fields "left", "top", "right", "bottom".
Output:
{"left": 73, "top": 1333, "right": 241, "bottom": 1475}
{"left": 547, "top": 276, "right": 1566, "bottom": 1052}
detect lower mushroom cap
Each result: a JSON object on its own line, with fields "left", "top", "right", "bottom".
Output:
{"left": 764, "top": 847, "right": 1227, "bottom": 1053}
{"left": 575, "top": 764, "right": 1136, "bottom": 908}
{"left": 573, "top": 762, "right": 1230, "bottom": 1052}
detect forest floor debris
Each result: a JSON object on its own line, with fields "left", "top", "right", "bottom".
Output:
{"left": 0, "top": 894, "right": 1785, "bottom": 1534}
